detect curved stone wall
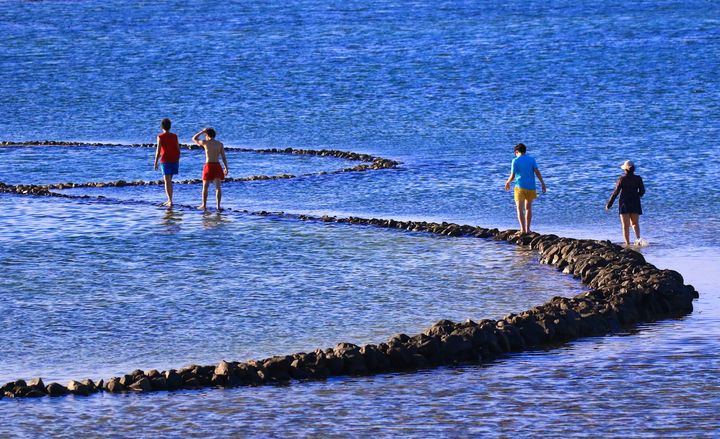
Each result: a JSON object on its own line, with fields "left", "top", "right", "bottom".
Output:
{"left": 0, "top": 143, "right": 698, "bottom": 399}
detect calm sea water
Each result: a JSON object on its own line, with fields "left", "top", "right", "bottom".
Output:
{"left": 1, "top": 0, "right": 719, "bottom": 437}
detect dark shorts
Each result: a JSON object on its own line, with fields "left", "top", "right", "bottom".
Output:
{"left": 619, "top": 199, "right": 642, "bottom": 215}
{"left": 160, "top": 162, "right": 179, "bottom": 176}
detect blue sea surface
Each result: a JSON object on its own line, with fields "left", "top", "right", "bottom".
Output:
{"left": 1, "top": 0, "right": 719, "bottom": 437}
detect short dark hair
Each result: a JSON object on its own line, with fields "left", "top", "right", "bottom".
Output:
{"left": 514, "top": 143, "right": 527, "bottom": 154}
{"left": 161, "top": 118, "right": 172, "bottom": 130}
{"left": 205, "top": 127, "right": 216, "bottom": 139}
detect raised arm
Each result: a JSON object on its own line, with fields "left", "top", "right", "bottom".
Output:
{"left": 220, "top": 143, "right": 229, "bottom": 176}
{"left": 192, "top": 129, "right": 207, "bottom": 147}
{"left": 534, "top": 168, "right": 547, "bottom": 193}
{"left": 606, "top": 177, "right": 623, "bottom": 210}
{"left": 153, "top": 136, "right": 161, "bottom": 170}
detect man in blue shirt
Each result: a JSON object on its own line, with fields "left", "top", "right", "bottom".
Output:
{"left": 504, "top": 143, "right": 547, "bottom": 233}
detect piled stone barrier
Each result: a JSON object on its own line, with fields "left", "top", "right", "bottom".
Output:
{"left": 0, "top": 140, "right": 399, "bottom": 168}
{"left": 0, "top": 141, "right": 398, "bottom": 190}
{"left": 1, "top": 212, "right": 698, "bottom": 399}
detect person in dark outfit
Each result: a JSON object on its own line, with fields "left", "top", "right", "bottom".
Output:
{"left": 606, "top": 160, "right": 645, "bottom": 246}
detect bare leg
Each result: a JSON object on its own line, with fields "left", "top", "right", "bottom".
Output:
{"left": 199, "top": 180, "right": 209, "bottom": 210}
{"left": 214, "top": 179, "right": 222, "bottom": 211}
{"left": 629, "top": 213, "right": 640, "bottom": 241}
{"left": 620, "top": 214, "right": 631, "bottom": 246}
{"left": 163, "top": 174, "right": 173, "bottom": 206}
{"left": 515, "top": 199, "right": 526, "bottom": 234}
{"left": 525, "top": 200, "right": 533, "bottom": 233}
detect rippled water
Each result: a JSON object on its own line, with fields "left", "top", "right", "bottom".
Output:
{"left": 1, "top": 0, "right": 719, "bottom": 437}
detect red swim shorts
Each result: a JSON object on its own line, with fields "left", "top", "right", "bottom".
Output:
{"left": 202, "top": 162, "right": 225, "bottom": 181}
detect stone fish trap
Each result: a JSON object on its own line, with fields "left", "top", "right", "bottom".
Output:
{"left": 0, "top": 142, "right": 699, "bottom": 399}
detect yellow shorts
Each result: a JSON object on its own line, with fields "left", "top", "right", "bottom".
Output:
{"left": 514, "top": 187, "right": 537, "bottom": 203}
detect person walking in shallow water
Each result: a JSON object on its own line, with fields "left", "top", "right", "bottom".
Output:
{"left": 192, "top": 127, "right": 229, "bottom": 211}
{"left": 606, "top": 160, "right": 645, "bottom": 246}
{"left": 153, "top": 118, "right": 181, "bottom": 207}
{"left": 504, "top": 143, "right": 547, "bottom": 234}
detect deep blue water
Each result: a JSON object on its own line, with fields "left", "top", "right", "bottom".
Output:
{"left": 1, "top": 0, "right": 719, "bottom": 437}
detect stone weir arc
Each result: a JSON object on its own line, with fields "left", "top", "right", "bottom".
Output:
{"left": 1, "top": 213, "right": 699, "bottom": 399}
{"left": 0, "top": 142, "right": 699, "bottom": 399}
{"left": 0, "top": 140, "right": 400, "bottom": 191}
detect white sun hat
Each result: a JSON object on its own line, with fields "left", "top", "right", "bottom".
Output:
{"left": 620, "top": 160, "right": 635, "bottom": 170}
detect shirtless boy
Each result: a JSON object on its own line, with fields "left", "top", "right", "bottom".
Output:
{"left": 153, "top": 118, "right": 181, "bottom": 207}
{"left": 192, "top": 127, "right": 229, "bottom": 211}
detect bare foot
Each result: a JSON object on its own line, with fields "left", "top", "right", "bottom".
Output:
{"left": 198, "top": 205, "right": 207, "bottom": 211}
{"left": 217, "top": 207, "right": 223, "bottom": 212}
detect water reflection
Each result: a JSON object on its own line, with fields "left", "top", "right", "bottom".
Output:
{"left": 160, "top": 208, "right": 184, "bottom": 234}
{"left": 201, "top": 211, "right": 230, "bottom": 230}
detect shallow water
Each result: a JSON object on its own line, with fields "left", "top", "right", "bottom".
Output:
{"left": 0, "top": 145, "right": 353, "bottom": 185}
{"left": 1, "top": 0, "right": 719, "bottom": 437}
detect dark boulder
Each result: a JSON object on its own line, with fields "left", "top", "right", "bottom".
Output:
{"left": 263, "top": 356, "right": 292, "bottom": 381}
{"left": 105, "top": 377, "right": 125, "bottom": 393}
{"left": 67, "top": 380, "right": 90, "bottom": 396}
{"left": 46, "top": 382, "right": 68, "bottom": 397}
{"left": 164, "top": 370, "right": 182, "bottom": 390}
{"left": 28, "top": 378, "right": 45, "bottom": 392}
{"left": 129, "top": 377, "right": 152, "bottom": 392}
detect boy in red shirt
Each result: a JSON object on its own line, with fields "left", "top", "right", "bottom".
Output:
{"left": 153, "top": 118, "right": 181, "bottom": 207}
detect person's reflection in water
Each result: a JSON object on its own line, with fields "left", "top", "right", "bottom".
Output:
{"left": 161, "top": 207, "right": 184, "bottom": 234}
{"left": 201, "top": 211, "right": 229, "bottom": 230}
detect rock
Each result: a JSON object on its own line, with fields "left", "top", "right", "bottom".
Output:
{"left": 439, "top": 334, "right": 475, "bottom": 362}
{"left": 325, "top": 353, "right": 345, "bottom": 376}
{"left": 119, "top": 374, "right": 134, "bottom": 387}
{"left": 46, "top": 382, "right": 68, "bottom": 397}
{"left": 334, "top": 343, "right": 367, "bottom": 375}
{"left": 105, "top": 378, "right": 125, "bottom": 393}
{"left": 67, "top": 380, "right": 90, "bottom": 396}
{"left": 164, "top": 370, "right": 182, "bottom": 390}
{"left": 408, "top": 334, "right": 441, "bottom": 360}
{"left": 27, "top": 378, "right": 45, "bottom": 391}
{"left": 129, "top": 377, "right": 152, "bottom": 392}
{"left": 386, "top": 345, "right": 414, "bottom": 369}
{"left": 150, "top": 377, "right": 168, "bottom": 391}
{"left": 12, "top": 386, "right": 31, "bottom": 397}
{"left": 360, "top": 344, "right": 392, "bottom": 372}
{"left": 262, "top": 356, "right": 291, "bottom": 381}
{"left": 215, "top": 360, "right": 234, "bottom": 376}
{"left": 80, "top": 379, "right": 97, "bottom": 393}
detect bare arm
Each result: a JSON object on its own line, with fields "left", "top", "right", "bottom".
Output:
{"left": 220, "top": 144, "right": 229, "bottom": 175}
{"left": 153, "top": 136, "right": 160, "bottom": 170}
{"left": 534, "top": 168, "right": 547, "bottom": 193}
{"left": 504, "top": 171, "right": 515, "bottom": 191}
{"left": 192, "top": 129, "right": 207, "bottom": 147}
{"left": 606, "top": 177, "right": 623, "bottom": 210}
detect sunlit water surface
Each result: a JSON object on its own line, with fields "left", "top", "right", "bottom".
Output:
{"left": 1, "top": 0, "right": 719, "bottom": 437}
